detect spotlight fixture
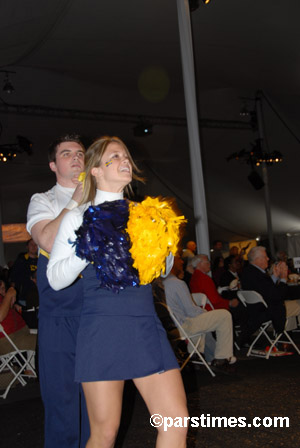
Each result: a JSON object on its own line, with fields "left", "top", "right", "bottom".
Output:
{"left": 188, "top": 0, "right": 199, "bottom": 10}
{"left": 0, "top": 70, "right": 16, "bottom": 94}
{"left": 189, "top": 0, "right": 211, "bottom": 11}
{"left": 133, "top": 120, "right": 153, "bottom": 137}
{"left": 0, "top": 135, "right": 32, "bottom": 162}
{"left": 17, "top": 135, "right": 33, "bottom": 154}
{"left": 226, "top": 140, "right": 283, "bottom": 167}
{"left": 239, "top": 102, "right": 250, "bottom": 117}
{"left": 248, "top": 170, "right": 265, "bottom": 190}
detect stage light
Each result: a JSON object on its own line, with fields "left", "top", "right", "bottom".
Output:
{"left": 2, "top": 71, "right": 15, "bottom": 94}
{"left": 133, "top": 121, "right": 153, "bottom": 137}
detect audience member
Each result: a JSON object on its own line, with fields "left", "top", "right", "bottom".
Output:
{"left": 189, "top": 254, "right": 251, "bottom": 344}
{"left": 0, "top": 280, "right": 36, "bottom": 355}
{"left": 162, "top": 256, "right": 235, "bottom": 371}
{"left": 211, "top": 256, "right": 225, "bottom": 287}
{"left": 182, "top": 241, "right": 197, "bottom": 263}
{"left": 219, "top": 255, "right": 241, "bottom": 292}
{"left": 10, "top": 238, "right": 38, "bottom": 308}
{"left": 211, "top": 240, "right": 223, "bottom": 263}
{"left": 189, "top": 254, "right": 238, "bottom": 311}
{"left": 241, "top": 246, "right": 300, "bottom": 334}
{"left": 229, "top": 245, "right": 247, "bottom": 274}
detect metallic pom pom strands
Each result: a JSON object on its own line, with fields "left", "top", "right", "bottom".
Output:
{"left": 74, "top": 200, "right": 139, "bottom": 293}
{"left": 74, "top": 197, "right": 186, "bottom": 292}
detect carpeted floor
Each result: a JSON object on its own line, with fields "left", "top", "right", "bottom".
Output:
{"left": 1, "top": 338, "right": 300, "bottom": 448}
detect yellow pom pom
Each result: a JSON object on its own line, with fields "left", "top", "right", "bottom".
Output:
{"left": 126, "top": 197, "right": 186, "bottom": 284}
{"left": 78, "top": 172, "right": 86, "bottom": 190}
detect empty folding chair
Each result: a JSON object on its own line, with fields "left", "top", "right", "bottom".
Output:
{"left": 0, "top": 324, "right": 37, "bottom": 399}
{"left": 237, "top": 290, "right": 300, "bottom": 359}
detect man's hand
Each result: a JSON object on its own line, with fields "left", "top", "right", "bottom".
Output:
{"left": 229, "top": 298, "right": 239, "bottom": 308}
{"left": 71, "top": 181, "right": 84, "bottom": 204}
{"left": 273, "top": 261, "right": 288, "bottom": 280}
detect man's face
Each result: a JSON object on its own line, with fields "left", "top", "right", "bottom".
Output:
{"left": 27, "top": 239, "right": 38, "bottom": 257}
{"left": 197, "top": 256, "right": 211, "bottom": 274}
{"left": 49, "top": 142, "right": 85, "bottom": 186}
{"left": 229, "top": 258, "right": 238, "bottom": 272}
{"left": 187, "top": 241, "right": 196, "bottom": 253}
{"left": 254, "top": 250, "right": 269, "bottom": 270}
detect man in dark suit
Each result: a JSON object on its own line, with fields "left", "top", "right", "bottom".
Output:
{"left": 241, "top": 246, "right": 300, "bottom": 336}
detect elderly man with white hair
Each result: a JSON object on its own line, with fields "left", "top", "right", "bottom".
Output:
{"left": 241, "top": 246, "right": 300, "bottom": 334}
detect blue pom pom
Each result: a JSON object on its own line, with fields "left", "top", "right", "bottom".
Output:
{"left": 74, "top": 200, "right": 139, "bottom": 293}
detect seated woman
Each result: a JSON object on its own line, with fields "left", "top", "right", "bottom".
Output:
{"left": 0, "top": 280, "right": 36, "bottom": 356}
{"left": 47, "top": 136, "right": 188, "bottom": 448}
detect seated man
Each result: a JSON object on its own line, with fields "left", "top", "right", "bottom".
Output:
{"left": 162, "top": 256, "right": 235, "bottom": 370}
{"left": 241, "top": 246, "right": 300, "bottom": 334}
{"left": 189, "top": 254, "right": 251, "bottom": 344}
{"left": 189, "top": 254, "right": 240, "bottom": 311}
{"left": 219, "top": 255, "right": 241, "bottom": 292}
{"left": 0, "top": 280, "right": 36, "bottom": 356}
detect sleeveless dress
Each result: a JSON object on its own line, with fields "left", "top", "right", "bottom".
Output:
{"left": 75, "top": 264, "right": 178, "bottom": 382}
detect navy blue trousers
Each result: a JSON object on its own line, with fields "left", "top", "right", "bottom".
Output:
{"left": 38, "top": 316, "right": 89, "bottom": 448}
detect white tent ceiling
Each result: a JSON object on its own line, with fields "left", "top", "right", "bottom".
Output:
{"left": 1, "top": 0, "right": 300, "bottom": 260}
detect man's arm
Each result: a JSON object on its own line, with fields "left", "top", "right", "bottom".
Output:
{"left": 29, "top": 181, "right": 83, "bottom": 254}
{"left": 0, "top": 287, "right": 16, "bottom": 322}
{"left": 175, "top": 280, "right": 204, "bottom": 318}
{"left": 31, "top": 212, "right": 69, "bottom": 254}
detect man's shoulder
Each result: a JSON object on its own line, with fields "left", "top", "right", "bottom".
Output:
{"left": 29, "top": 185, "right": 56, "bottom": 203}
{"left": 242, "top": 263, "right": 260, "bottom": 277}
{"left": 163, "top": 274, "right": 186, "bottom": 289}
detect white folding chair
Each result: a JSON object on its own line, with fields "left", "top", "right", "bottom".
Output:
{"left": 158, "top": 302, "right": 215, "bottom": 377}
{"left": 0, "top": 324, "right": 37, "bottom": 399}
{"left": 192, "top": 292, "right": 208, "bottom": 308}
{"left": 237, "top": 290, "right": 300, "bottom": 359}
{"left": 192, "top": 292, "right": 214, "bottom": 310}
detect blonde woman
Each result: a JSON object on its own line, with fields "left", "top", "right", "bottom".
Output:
{"left": 47, "top": 136, "right": 188, "bottom": 448}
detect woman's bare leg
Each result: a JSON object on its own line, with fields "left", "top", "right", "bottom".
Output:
{"left": 82, "top": 380, "right": 124, "bottom": 448}
{"left": 133, "top": 369, "right": 188, "bottom": 448}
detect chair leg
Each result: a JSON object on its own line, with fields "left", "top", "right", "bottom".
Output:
{"left": 180, "top": 336, "right": 215, "bottom": 377}
{"left": 247, "top": 323, "right": 273, "bottom": 357}
{"left": 283, "top": 331, "right": 300, "bottom": 355}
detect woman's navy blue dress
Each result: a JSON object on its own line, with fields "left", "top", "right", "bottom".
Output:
{"left": 75, "top": 264, "right": 178, "bottom": 382}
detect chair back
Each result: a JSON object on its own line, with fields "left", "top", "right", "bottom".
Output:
{"left": 237, "top": 290, "right": 268, "bottom": 308}
{"left": 191, "top": 293, "right": 207, "bottom": 308}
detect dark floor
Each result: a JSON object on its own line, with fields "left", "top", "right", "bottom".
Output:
{"left": 1, "top": 337, "right": 300, "bottom": 448}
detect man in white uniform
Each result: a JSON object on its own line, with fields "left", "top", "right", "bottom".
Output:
{"left": 27, "top": 134, "right": 89, "bottom": 448}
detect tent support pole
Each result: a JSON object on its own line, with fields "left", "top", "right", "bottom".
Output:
{"left": 256, "top": 93, "right": 275, "bottom": 258}
{"left": 176, "top": 0, "right": 210, "bottom": 255}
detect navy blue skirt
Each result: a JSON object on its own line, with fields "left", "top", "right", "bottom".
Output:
{"left": 75, "top": 264, "right": 178, "bottom": 382}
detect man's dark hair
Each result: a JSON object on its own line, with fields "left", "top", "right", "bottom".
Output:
{"left": 48, "top": 134, "right": 85, "bottom": 162}
{"left": 224, "top": 255, "right": 236, "bottom": 270}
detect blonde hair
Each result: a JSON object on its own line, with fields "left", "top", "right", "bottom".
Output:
{"left": 80, "top": 136, "right": 144, "bottom": 205}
